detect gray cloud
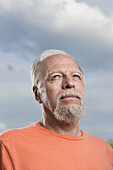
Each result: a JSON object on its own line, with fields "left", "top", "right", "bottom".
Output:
{"left": 7, "top": 64, "right": 14, "bottom": 71}
{"left": 77, "top": 0, "right": 113, "bottom": 16}
{"left": 0, "top": 0, "right": 113, "bottom": 70}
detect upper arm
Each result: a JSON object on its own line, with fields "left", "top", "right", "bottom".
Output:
{"left": 0, "top": 141, "right": 13, "bottom": 170}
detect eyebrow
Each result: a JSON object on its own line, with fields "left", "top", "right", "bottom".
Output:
{"left": 48, "top": 70, "right": 83, "bottom": 77}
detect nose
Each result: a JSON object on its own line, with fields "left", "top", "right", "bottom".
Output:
{"left": 62, "top": 77, "right": 75, "bottom": 89}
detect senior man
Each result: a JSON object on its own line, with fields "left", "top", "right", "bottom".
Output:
{"left": 0, "top": 49, "right": 113, "bottom": 170}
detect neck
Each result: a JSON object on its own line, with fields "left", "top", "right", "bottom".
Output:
{"left": 40, "top": 107, "right": 82, "bottom": 137}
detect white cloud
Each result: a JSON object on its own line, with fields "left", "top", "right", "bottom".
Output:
{"left": 58, "top": 1, "right": 113, "bottom": 46}
{"left": 0, "top": 0, "right": 113, "bottom": 69}
{"left": 0, "top": 123, "right": 8, "bottom": 132}
{"left": 78, "top": 0, "right": 113, "bottom": 17}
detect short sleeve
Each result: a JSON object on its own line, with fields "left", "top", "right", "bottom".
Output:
{"left": 0, "top": 141, "right": 13, "bottom": 170}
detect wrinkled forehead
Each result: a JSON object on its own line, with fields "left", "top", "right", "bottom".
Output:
{"left": 42, "top": 54, "right": 79, "bottom": 70}
{"left": 39, "top": 54, "right": 81, "bottom": 79}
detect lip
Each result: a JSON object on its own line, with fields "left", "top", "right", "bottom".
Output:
{"left": 61, "top": 95, "right": 79, "bottom": 100}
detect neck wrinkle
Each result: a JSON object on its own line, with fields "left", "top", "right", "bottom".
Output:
{"left": 40, "top": 115, "right": 82, "bottom": 137}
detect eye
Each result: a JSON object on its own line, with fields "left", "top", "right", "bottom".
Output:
{"left": 51, "top": 74, "right": 62, "bottom": 80}
{"left": 53, "top": 75, "right": 60, "bottom": 79}
{"left": 72, "top": 74, "right": 81, "bottom": 80}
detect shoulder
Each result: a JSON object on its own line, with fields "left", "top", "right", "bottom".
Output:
{"left": 85, "top": 132, "right": 108, "bottom": 145}
{"left": 0, "top": 124, "right": 34, "bottom": 144}
{"left": 85, "top": 132, "right": 113, "bottom": 152}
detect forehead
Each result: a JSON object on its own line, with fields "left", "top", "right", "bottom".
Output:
{"left": 42, "top": 54, "right": 79, "bottom": 73}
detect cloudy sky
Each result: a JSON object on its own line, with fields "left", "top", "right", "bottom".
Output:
{"left": 0, "top": 0, "right": 113, "bottom": 142}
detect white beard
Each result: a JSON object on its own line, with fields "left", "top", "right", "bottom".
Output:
{"left": 54, "top": 92, "right": 84, "bottom": 123}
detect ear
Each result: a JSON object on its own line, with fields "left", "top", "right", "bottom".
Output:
{"left": 33, "top": 86, "right": 42, "bottom": 104}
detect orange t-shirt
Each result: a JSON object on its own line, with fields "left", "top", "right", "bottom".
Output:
{"left": 0, "top": 122, "right": 113, "bottom": 170}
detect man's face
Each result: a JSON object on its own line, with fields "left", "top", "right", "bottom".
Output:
{"left": 39, "top": 54, "right": 85, "bottom": 122}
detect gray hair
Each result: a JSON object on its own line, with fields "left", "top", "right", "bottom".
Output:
{"left": 30, "top": 49, "right": 84, "bottom": 86}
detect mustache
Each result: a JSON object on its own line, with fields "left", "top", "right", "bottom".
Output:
{"left": 57, "top": 92, "right": 83, "bottom": 103}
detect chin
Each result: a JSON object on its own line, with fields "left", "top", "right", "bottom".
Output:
{"left": 54, "top": 103, "right": 85, "bottom": 124}
{"left": 61, "top": 103, "right": 80, "bottom": 107}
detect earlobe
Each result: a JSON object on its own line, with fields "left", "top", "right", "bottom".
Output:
{"left": 33, "top": 86, "right": 42, "bottom": 104}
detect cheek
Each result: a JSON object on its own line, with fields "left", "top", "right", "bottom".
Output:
{"left": 46, "top": 81, "right": 61, "bottom": 94}
{"left": 80, "top": 85, "right": 85, "bottom": 103}
{"left": 76, "top": 83, "right": 85, "bottom": 99}
{"left": 76, "top": 82, "right": 84, "bottom": 91}
{"left": 46, "top": 83, "right": 60, "bottom": 104}
{"left": 46, "top": 89, "right": 57, "bottom": 101}
{"left": 39, "top": 87, "right": 47, "bottom": 103}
